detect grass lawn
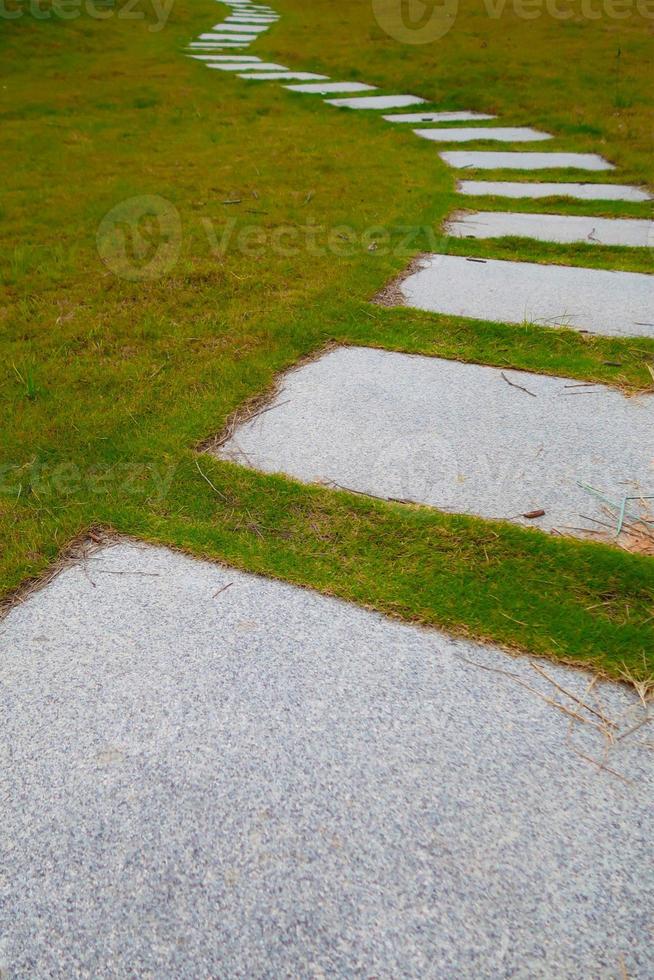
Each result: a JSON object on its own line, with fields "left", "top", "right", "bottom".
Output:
{"left": 1, "top": 0, "right": 653, "bottom": 683}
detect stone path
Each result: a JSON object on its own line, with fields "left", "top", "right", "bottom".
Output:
{"left": 2, "top": 4, "right": 652, "bottom": 976}
{"left": 1, "top": 540, "right": 652, "bottom": 977}
{"left": 185, "top": 0, "right": 653, "bottom": 542}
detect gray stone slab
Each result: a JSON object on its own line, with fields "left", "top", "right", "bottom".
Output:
{"left": 239, "top": 72, "right": 329, "bottom": 81}
{"left": 285, "top": 81, "right": 377, "bottom": 94}
{"left": 325, "top": 94, "right": 427, "bottom": 110}
{"left": 440, "top": 151, "right": 615, "bottom": 170}
{"left": 446, "top": 211, "right": 654, "bottom": 247}
{"left": 208, "top": 62, "right": 288, "bottom": 71}
{"left": 218, "top": 346, "right": 653, "bottom": 534}
{"left": 188, "top": 42, "right": 248, "bottom": 48}
{"left": 189, "top": 54, "right": 262, "bottom": 61}
{"left": 400, "top": 254, "right": 654, "bottom": 339}
{"left": 384, "top": 111, "right": 497, "bottom": 123}
{"left": 1, "top": 538, "right": 651, "bottom": 978}
{"left": 210, "top": 22, "right": 270, "bottom": 31}
{"left": 198, "top": 33, "right": 257, "bottom": 42}
{"left": 457, "top": 180, "right": 653, "bottom": 201}
{"left": 415, "top": 126, "right": 551, "bottom": 143}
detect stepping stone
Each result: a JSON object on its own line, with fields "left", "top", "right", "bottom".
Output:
{"left": 415, "top": 126, "right": 552, "bottom": 143}
{"left": 198, "top": 33, "right": 258, "bottom": 42}
{"left": 2, "top": 538, "right": 651, "bottom": 977}
{"left": 285, "top": 81, "right": 378, "bottom": 94}
{"left": 210, "top": 22, "right": 270, "bottom": 32}
{"left": 440, "top": 151, "right": 614, "bottom": 170}
{"left": 188, "top": 42, "right": 248, "bottom": 48}
{"left": 457, "top": 180, "right": 653, "bottom": 201}
{"left": 239, "top": 72, "right": 330, "bottom": 81}
{"left": 189, "top": 54, "right": 262, "bottom": 61}
{"left": 399, "top": 254, "right": 654, "bottom": 338}
{"left": 208, "top": 62, "right": 289, "bottom": 71}
{"left": 446, "top": 211, "right": 654, "bottom": 247}
{"left": 384, "top": 110, "right": 497, "bottom": 123}
{"left": 217, "top": 346, "right": 654, "bottom": 534}
{"left": 325, "top": 94, "right": 427, "bottom": 110}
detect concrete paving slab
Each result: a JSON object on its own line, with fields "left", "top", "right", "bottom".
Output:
{"left": 218, "top": 346, "right": 653, "bottom": 533}
{"left": 440, "top": 151, "right": 614, "bottom": 170}
{"left": 384, "top": 111, "right": 497, "bottom": 123}
{"left": 325, "top": 94, "right": 427, "bottom": 110}
{"left": 1, "top": 538, "right": 651, "bottom": 978}
{"left": 210, "top": 22, "right": 270, "bottom": 31}
{"left": 399, "top": 254, "right": 654, "bottom": 338}
{"left": 239, "top": 72, "right": 329, "bottom": 81}
{"left": 285, "top": 81, "right": 378, "bottom": 94}
{"left": 446, "top": 211, "right": 654, "bottom": 247}
{"left": 188, "top": 42, "right": 248, "bottom": 48}
{"left": 198, "top": 33, "right": 257, "bottom": 42}
{"left": 208, "top": 62, "right": 289, "bottom": 71}
{"left": 415, "top": 126, "right": 551, "bottom": 143}
{"left": 189, "top": 54, "right": 262, "bottom": 61}
{"left": 457, "top": 180, "right": 653, "bottom": 201}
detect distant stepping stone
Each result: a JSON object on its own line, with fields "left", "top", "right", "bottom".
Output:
{"left": 415, "top": 126, "right": 551, "bottom": 143}
{"left": 239, "top": 72, "right": 330, "bottom": 81}
{"left": 208, "top": 62, "right": 289, "bottom": 71}
{"left": 217, "top": 346, "right": 653, "bottom": 536}
{"left": 285, "top": 82, "right": 377, "bottom": 94}
{"left": 188, "top": 42, "right": 248, "bottom": 48}
{"left": 198, "top": 34, "right": 258, "bottom": 42}
{"left": 441, "top": 151, "right": 614, "bottom": 170}
{"left": 189, "top": 54, "right": 262, "bottom": 61}
{"left": 384, "top": 111, "right": 496, "bottom": 123}
{"left": 399, "top": 254, "right": 654, "bottom": 339}
{"left": 210, "top": 22, "right": 270, "bottom": 32}
{"left": 446, "top": 211, "right": 654, "bottom": 247}
{"left": 457, "top": 180, "right": 652, "bottom": 202}
{"left": 325, "top": 94, "right": 427, "bottom": 110}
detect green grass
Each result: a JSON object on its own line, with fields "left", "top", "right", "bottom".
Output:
{"left": 1, "top": 0, "right": 653, "bottom": 682}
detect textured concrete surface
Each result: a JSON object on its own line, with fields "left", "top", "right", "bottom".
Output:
{"left": 217, "top": 346, "right": 653, "bottom": 533}
{"left": 285, "top": 81, "right": 377, "bottom": 94}
{"left": 190, "top": 53, "right": 261, "bottom": 60}
{"left": 199, "top": 33, "right": 258, "bottom": 42}
{"left": 400, "top": 254, "right": 654, "bottom": 339}
{"left": 208, "top": 62, "right": 288, "bottom": 71}
{"left": 325, "top": 94, "right": 427, "bottom": 109}
{"left": 1, "top": 539, "right": 652, "bottom": 978}
{"left": 415, "top": 126, "right": 551, "bottom": 143}
{"left": 457, "top": 180, "right": 652, "bottom": 201}
{"left": 384, "top": 111, "right": 496, "bottom": 122}
{"left": 210, "top": 22, "right": 270, "bottom": 32}
{"left": 440, "top": 150, "right": 614, "bottom": 170}
{"left": 446, "top": 211, "right": 654, "bottom": 246}
{"left": 239, "top": 72, "right": 329, "bottom": 81}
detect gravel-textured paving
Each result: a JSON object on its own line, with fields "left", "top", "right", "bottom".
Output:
{"left": 446, "top": 211, "right": 654, "bottom": 246}
{"left": 440, "top": 150, "right": 614, "bottom": 170}
{"left": 1, "top": 539, "right": 652, "bottom": 978}
{"left": 384, "top": 111, "right": 496, "bottom": 122}
{"left": 415, "top": 126, "right": 551, "bottom": 143}
{"left": 457, "top": 180, "right": 652, "bottom": 201}
{"left": 217, "top": 346, "right": 653, "bottom": 533}
{"left": 239, "top": 71, "right": 329, "bottom": 81}
{"left": 399, "top": 254, "right": 654, "bottom": 338}
{"left": 325, "top": 94, "right": 427, "bottom": 109}
{"left": 285, "top": 81, "right": 377, "bottom": 93}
